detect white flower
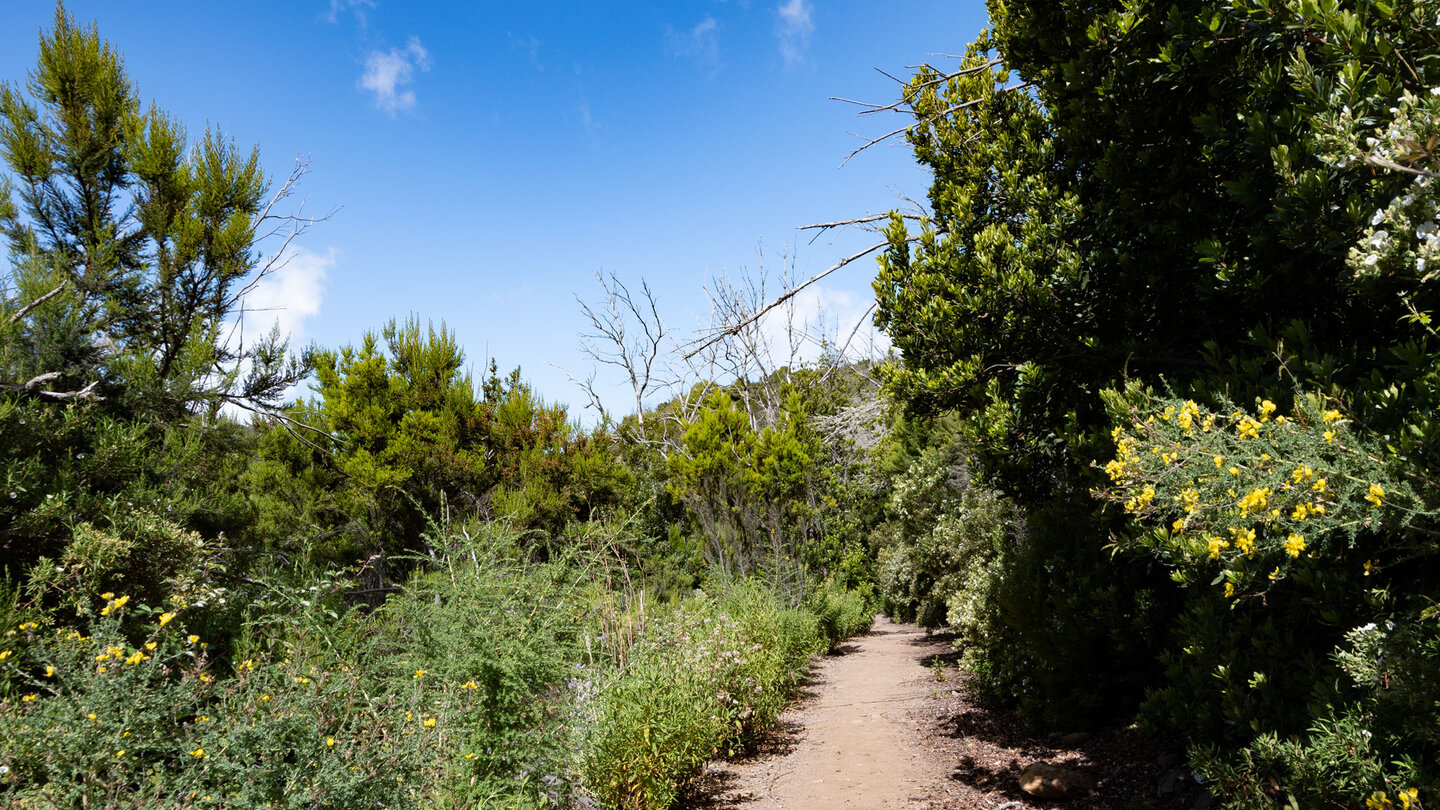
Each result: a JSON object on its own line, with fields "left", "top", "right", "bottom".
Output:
{"left": 1370, "top": 230, "right": 1391, "bottom": 249}
{"left": 1431, "top": 87, "right": 1440, "bottom": 96}
{"left": 1418, "top": 220, "right": 1437, "bottom": 240}
{"left": 1372, "top": 209, "right": 1387, "bottom": 226}
{"left": 1363, "top": 254, "right": 1380, "bottom": 267}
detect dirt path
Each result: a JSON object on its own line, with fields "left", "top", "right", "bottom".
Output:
{"left": 682, "top": 617, "right": 1216, "bottom": 810}
{"left": 684, "top": 616, "right": 953, "bottom": 809}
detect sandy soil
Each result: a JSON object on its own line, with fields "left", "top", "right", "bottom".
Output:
{"left": 682, "top": 616, "right": 954, "bottom": 809}
{"left": 680, "top": 617, "right": 1215, "bottom": 810}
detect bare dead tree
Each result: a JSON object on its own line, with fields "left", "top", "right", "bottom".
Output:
{"left": 570, "top": 271, "right": 667, "bottom": 427}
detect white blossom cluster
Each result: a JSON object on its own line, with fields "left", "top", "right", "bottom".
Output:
{"left": 1324, "top": 88, "right": 1440, "bottom": 282}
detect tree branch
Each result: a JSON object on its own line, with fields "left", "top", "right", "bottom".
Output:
{"left": 8, "top": 280, "right": 67, "bottom": 323}
{"left": 682, "top": 237, "right": 913, "bottom": 361}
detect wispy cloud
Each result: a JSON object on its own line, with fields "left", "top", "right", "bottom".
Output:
{"left": 360, "top": 36, "right": 431, "bottom": 116}
{"left": 667, "top": 16, "right": 722, "bottom": 74}
{"left": 759, "top": 284, "right": 888, "bottom": 367}
{"left": 322, "top": 0, "right": 375, "bottom": 26}
{"left": 774, "top": 0, "right": 814, "bottom": 66}
{"left": 508, "top": 32, "right": 543, "bottom": 71}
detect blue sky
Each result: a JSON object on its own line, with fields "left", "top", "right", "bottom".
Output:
{"left": 1, "top": 1, "right": 989, "bottom": 421}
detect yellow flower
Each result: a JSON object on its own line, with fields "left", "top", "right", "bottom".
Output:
{"left": 464, "top": 752, "right": 477, "bottom": 760}
{"left": 1172, "top": 518, "right": 1186, "bottom": 534}
{"left": 124, "top": 650, "right": 149, "bottom": 666}
{"left": 1399, "top": 788, "right": 1418, "bottom": 810}
{"left": 100, "top": 592, "right": 114, "bottom": 600}
{"left": 188, "top": 635, "right": 200, "bottom": 644}
{"left": 199, "top": 674, "right": 213, "bottom": 684}
{"left": 1364, "top": 559, "right": 1376, "bottom": 576}
{"left": 0, "top": 649, "right": 11, "bottom": 661}
{"left": 295, "top": 676, "right": 310, "bottom": 685}
{"left": 1230, "top": 526, "right": 1257, "bottom": 556}
{"left": 190, "top": 747, "right": 206, "bottom": 759}
{"left": 414, "top": 669, "right": 426, "bottom": 680}
{"left": 145, "top": 641, "right": 157, "bottom": 651}
{"left": 1229, "top": 467, "right": 1241, "bottom": 476}
{"left": 1323, "top": 429, "right": 1335, "bottom": 444}
{"left": 326, "top": 736, "right": 336, "bottom": 747}
{"left": 1291, "top": 464, "right": 1315, "bottom": 483}
{"left": 1292, "top": 504, "right": 1310, "bottom": 520}
{"left": 1236, "top": 487, "right": 1271, "bottom": 515}
{"left": 1224, "top": 582, "right": 1236, "bottom": 598}
{"left": 21, "top": 693, "right": 37, "bottom": 702}
{"left": 197, "top": 715, "right": 209, "bottom": 723}
{"left": 1258, "top": 400, "right": 1277, "bottom": 422}
{"left": 461, "top": 680, "right": 478, "bottom": 690}
{"left": 1214, "top": 455, "right": 1224, "bottom": 468}
{"left": 1284, "top": 533, "right": 1307, "bottom": 557}
{"left": 1237, "top": 418, "right": 1261, "bottom": 439}
{"left": 1207, "top": 536, "right": 1229, "bottom": 560}
{"left": 260, "top": 694, "right": 272, "bottom": 702}
{"left": 87, "top": 713, "right": 97, "bottom": 720}
{"left": 1322, "top": 409, "right": 1342, "bottom": 423}
{"left": 1178, "top": 488, "right": 1199, "bottom": 513}
{"left": 1312, "top": 477, "right": 1328, "bottom": 493}
{"left": 1366, "top": 484, "right": 1385, "bottom": 507}
{"left": 96, "top": 666, "right": 107, "bottom": 674}
{"left": 158, "top": 612, "right": 176, "bottom": 627}
{"left": 115, "top": 749, "right": 125, "bottom": 758}
{"left": 423, "top": 717, "right": 437, "bottom": 728}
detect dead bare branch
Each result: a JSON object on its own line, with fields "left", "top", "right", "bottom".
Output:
{"left": 8, "top": 280, "right": 68, "bottom": 323}
{"left": 3, "top": 371, "right": 104, "bottom": 402}
{"left": 1365, "top": 153, "right": 1438, "bottom": 178}
{"left": 682, "top": 237, "right": 912, "bottom": 361}
{"left": 799, "top": 213, "right": 922, "bottom": 231}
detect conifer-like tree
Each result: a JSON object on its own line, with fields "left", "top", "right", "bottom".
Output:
{"left": 0, "top": 5, "right": 311, "bottom": 420}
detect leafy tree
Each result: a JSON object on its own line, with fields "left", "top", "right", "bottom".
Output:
{"left": 871, "top": 0, "right": 1440, "bottom": 800}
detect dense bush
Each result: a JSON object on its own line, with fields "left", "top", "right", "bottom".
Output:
{"left": 581, "top": 581, "right": 835, "bottom": 810}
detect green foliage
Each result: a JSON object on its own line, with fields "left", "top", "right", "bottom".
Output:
{"left": 1100, "top": 392, "right": 1439, "bottom": 804}
{"left": 357, "top": 522, "right": 594, "bottom": 806}
{"left": 0, "top": 5, "right": 307, "bottom": 418}
{"left": 0, "top": 599, "right": 429, "bottom": 809}
{"left": 581, "top": 581, "right": 837, "bottom": 810}
{"left": 869, "top": 0, "right": 1440, "bottom": 797}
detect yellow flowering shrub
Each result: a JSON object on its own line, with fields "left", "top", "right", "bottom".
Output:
{"left": 1099, "top": 391, "right": 1428, "bottom": 599}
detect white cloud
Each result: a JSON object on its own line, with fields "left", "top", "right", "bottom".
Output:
{"left": 239, "top": 246, "right": 333, "bottom": 347}
{"left": 360, "top": 36, "right": 432, "bottom": 116}
{"left": 758, "top": 284, "right": 889, "bottom": 367}
{"left": 775, "top": 0, "right": 814, "bottom": 66}
{"left": 667, "top": 16, "right": 722, "bottom": 74}
{"left": 323, "top": 0, "right": 375, "bottom": 25}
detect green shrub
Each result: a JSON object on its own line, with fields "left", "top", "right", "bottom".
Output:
{"left": 0, "top": 598, "right": 430, "bottom": 809}
{"left": 581, "top": 580, "right": 838, "bottom": 810}
{"left": 805, "top": 578, "right": 874, "bottom": 648}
